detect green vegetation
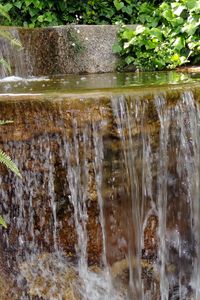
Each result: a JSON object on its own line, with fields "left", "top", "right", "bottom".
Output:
{"left": 0, "top": 121, "right": 21, "bottom": 228}
{"left": 0, "top": 0, "right": 162, "bottom": 27}
{"left": 0, "top": 0, "right": 199, "bottom": 71}
{"left": 113, "top": 0, "right": 200, "bottom": 71}
{"left": 0, "top": 5, "right": 22, "bottom": 74}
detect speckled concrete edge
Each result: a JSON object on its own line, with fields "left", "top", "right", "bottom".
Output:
{"left": 0, "top": 25, "right": 137, "bottom": 76}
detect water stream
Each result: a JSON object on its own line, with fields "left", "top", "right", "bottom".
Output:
{"left": 0, "top": 73, "right": 200, "bottom": 300}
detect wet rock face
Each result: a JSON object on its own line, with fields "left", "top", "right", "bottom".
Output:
{"left": 19, "top": 253, "right": 81, "bottom": 300}
{"left": 0, "top": 87, "right": 200, "bottom": 299}
{"left": 0, "top": 97, "right": 107, "bottom": 264}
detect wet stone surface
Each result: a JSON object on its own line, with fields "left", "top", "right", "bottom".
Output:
{"left": 0, "top": 77, "right": 200, "bottom": 299}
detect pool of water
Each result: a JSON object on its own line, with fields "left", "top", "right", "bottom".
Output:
{"left": 0, "top": 71, "right": 200, "bottom": 95}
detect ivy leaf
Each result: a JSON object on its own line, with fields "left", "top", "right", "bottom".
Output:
{"left": 122, "top": 5, "right": 133, "bottom": 16}
{"left": 150, "top": 28, "right": 163, "bottom": 40}
{"left": 145, "top": 40, "right": 157, "bottom": 49}
{"left": 37, "top": 15, "right": 44, "bottom": 22}
{"left": 173, "top": 36, "right": 185, "bottom": 50}
{"left": 125, "top": 56, "right": 134, "bottom": 64}
{"left": 29, "top": 8, "right": 39, "bottom": 17}
{"left": 185, "top": 0, "right": 200, "bottom": 11}
{"left": 162, "top": 9, "right": 174, "bottom": 22}
{"left": 114, "top": 0, "right": 124, "bottom": 11}
{"left": 14, "top": 1, "right": 22, "bottom": 9}
{"left": 135, "top": 25, "right": 146, "bottom": 34}
{"left": 172, "top": 4, "right": 186, "bottom": 16}
{"left": 182, "top": 21, "right": 200, "bottom": 35}
{"left": 25, "top": 0, "right": 32, "bottom": 7}
{"left": 112, "top": 44, "right": 122, "bottom": 53}
{"left": 122, "top": 29, "right": 135, "bottom": 39}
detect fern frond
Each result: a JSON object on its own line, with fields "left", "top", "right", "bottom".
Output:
{"left": 0, "top": 215, "right": 7, "bottom": 228}
{"left": 0, "top": 57, "right": 11, "bottom": 74}
{"left": 0, "top": 30, "right": 22, "bottom": 49}
{"left": 0, "top": 30, "right": 14, "bottom": 42}
{"left": 10, "top": 38, "right": 22, "bottom": 49}
{"left": 0, "top": 149, "right": 21, "bottom": 178}
{"left": 0, "top": 4, "right": 11, "bottom": 22}
{"left": 0, "top": 120, "right": 13, "bottom": 125}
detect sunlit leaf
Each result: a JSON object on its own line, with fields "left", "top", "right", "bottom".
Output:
{"left": 114, "top": 0, "right": 124, "bottom": 11}
{"left": 0, "top": 216, "right": 7, "bottom": 228}
{"left": 135, "top": 25, "right": 146, "bottom": 34}
{"left": 0, "top": 149, "right": 22, "bottom": 178}
{"left": 0, "top": 58, "right": 11, "bottom": 74}
{"left": 173, "top": 37, "right": 185, "bottom": 50}
{"left": 0, "top": 4, "right": 11, "bottom": 21}
{"left": 0, "top": 120, "right": 13, "bottom": 125}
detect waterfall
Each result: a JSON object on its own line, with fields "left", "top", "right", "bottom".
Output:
{"left": 111, "top": 90, "right": 200, "bottom": 299}
{"left": 0, "top": 28, "right": 29, "bottom": 78}
{"left": 0, "top": 84, "right": 200, "bottom": 299}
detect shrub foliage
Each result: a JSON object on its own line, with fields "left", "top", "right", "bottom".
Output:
{"left": 0, "top": 0, "right": 162, "bottom": 27}
{"left": 0, "top": 0, "right": 199, "bottom": 70}
{"left": 113, "top": 0, "right": 200, "bottom": 70}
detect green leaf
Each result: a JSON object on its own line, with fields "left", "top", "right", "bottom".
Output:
{"left": 29, "top": 8, "right": 39, "bottom": 17}
{"left": 0, "top": 4, "right": 11, "bottom": 21}
{"left": 150, "top": 28, "right": 163, "bottom": 40}
{"left": 125, "top": 56, "right": 134, "bottom": 64}
{"left": 172, "top": 4, "right": 186, "bottom": 16}
{"left": 11, "top": 38, "right": 23, "bottom": 49}
{"left": 162, "top": 9, "right": 174, "bottom": 22}
{"left": 0, "top": 216, "right": 7, "bottom": 228}
{"left": 122, "top": 29, "right": 135, "bottom": 40}
{"left": 171, "top": 53, "right": 180, "bottom": 62}
{"left": 114, "top": 0, "right": 124, "bottom": 11}
{"left": 25, "top": 0, "right": 33, "bottom": 7}
{"left": 112, "top": 43, "right": 122, "bottom": 53}
{"left": 145, "top": 40, "right": 157, "bottom": 50}
{"left": 37, "top": 15, "right": 44, "bottom": 22}
{"left": 3, "top": 3, "right": 13, "bottom": 12}
{"left": 0, "top": 149, "right": 22, "bottom": 178}
{"left": 135, "top": 25, "right": 146, "bottom": 34}
{"left": 185, "top": 0, "right": 200, "bottom": 11}
{"left": 173, "top": 37, "right": 185, "bottom": 50}
{"left": 0, "top": 58, "right": 11, "bottom": 74}
{"left": 182, "top": 21, "right": 200, "bottom": 35}
{"left": 14, "top": 1, "right": 22, "bottom": 9}
{"left": 0, "top": 30, "right": 22, "bottom": 49}
{"left": 0, "top": 120, "right": 13, "bottom": 125}
{"left": 122, "top": 5, "right": 133, "bottom": 16}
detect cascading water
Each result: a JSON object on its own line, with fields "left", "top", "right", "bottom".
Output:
{"left": 0, "top": 28, "right": 29, "bottom": 79}
{"left": 0, "top": 74, "right": 200, "bottom": 300}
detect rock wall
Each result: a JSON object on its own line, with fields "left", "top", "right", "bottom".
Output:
{"left": 0, "top": 25, "right": 136, "bottom": 77}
